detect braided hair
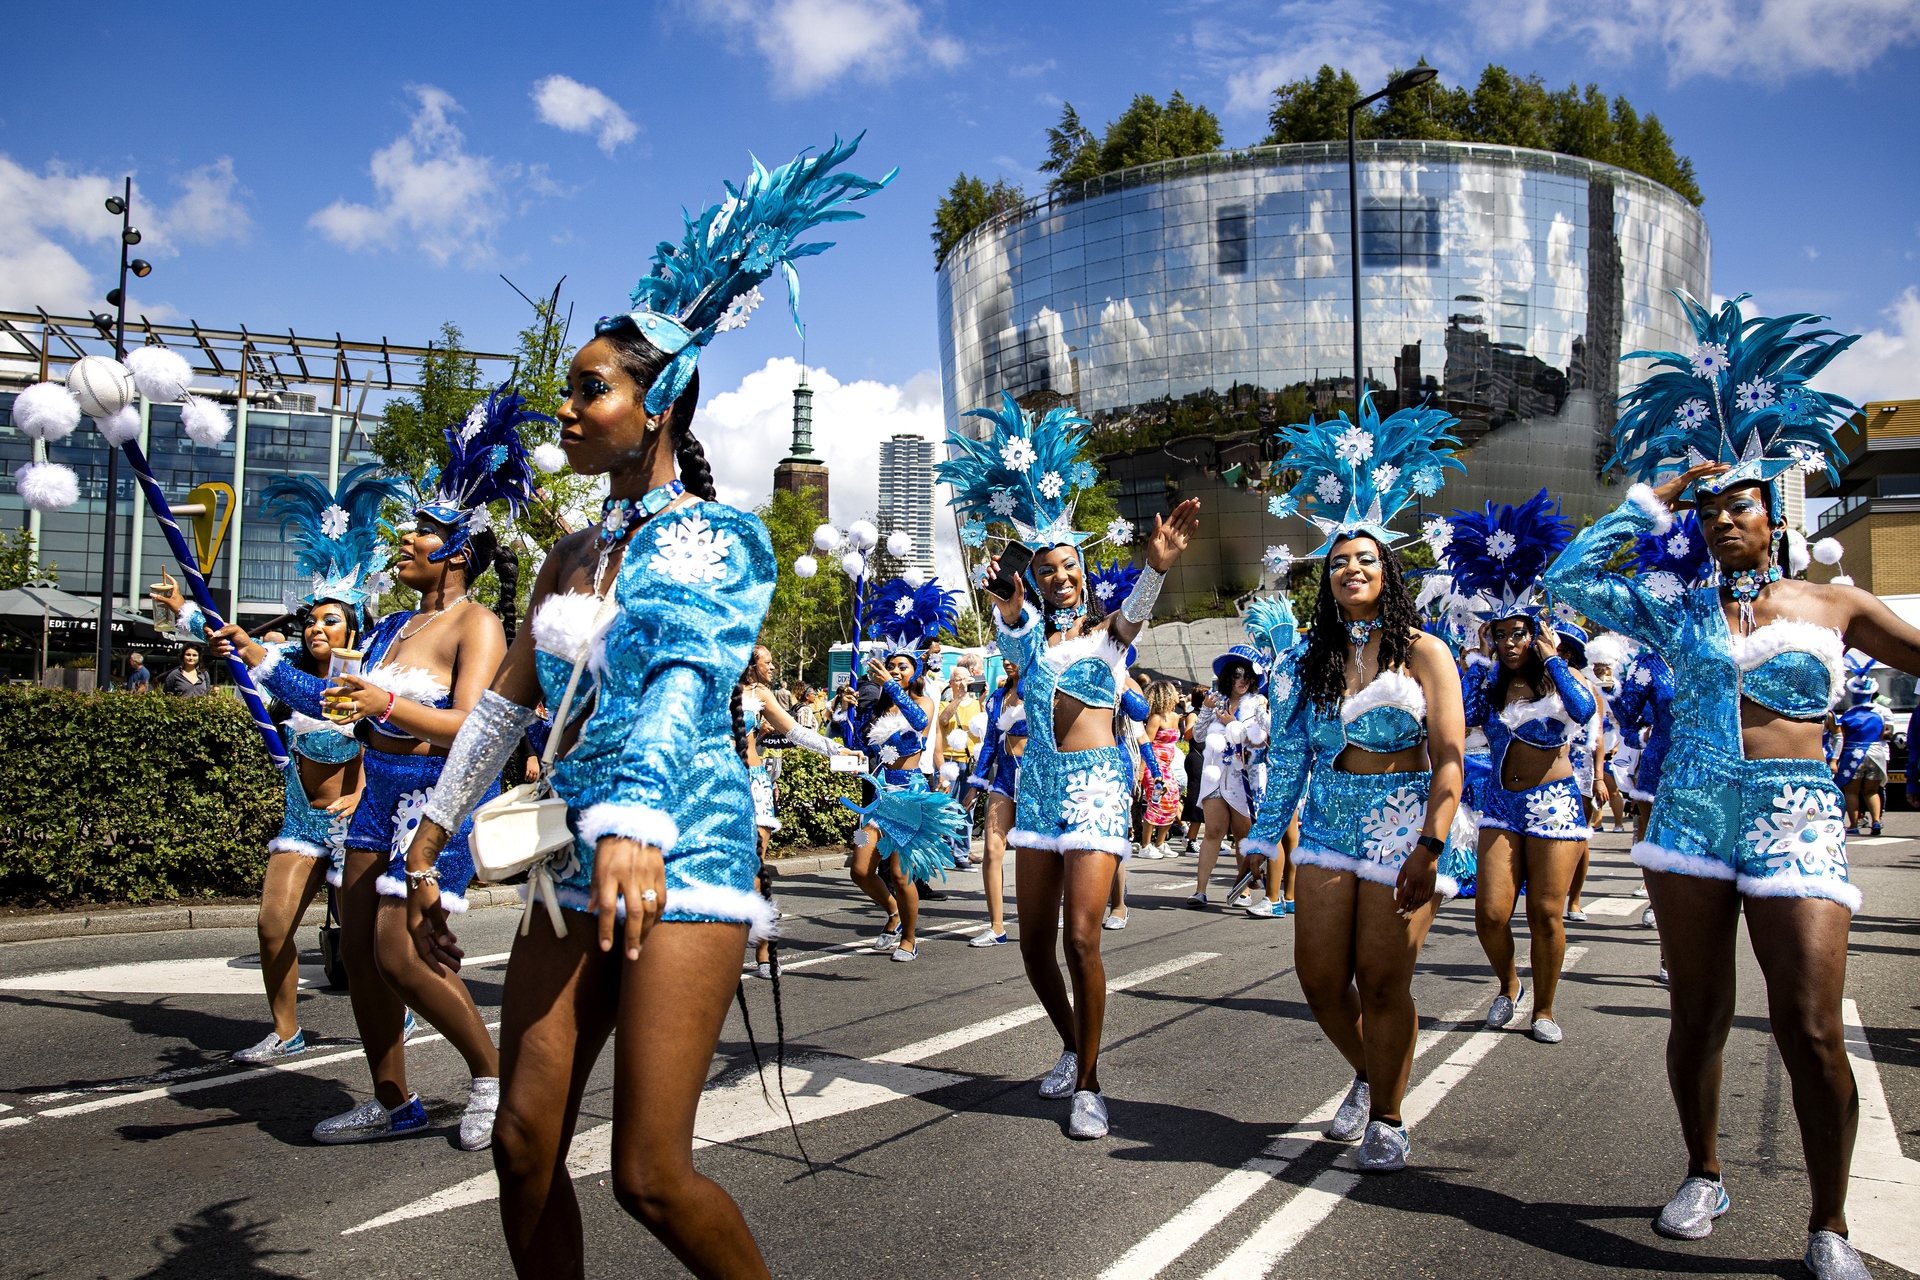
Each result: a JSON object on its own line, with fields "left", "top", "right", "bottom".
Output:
{"left": 1300, "top": 534, "right": 1422, "bottom": 714}
{"left": 493, "top": 546, "right": 522, "bottom": 645}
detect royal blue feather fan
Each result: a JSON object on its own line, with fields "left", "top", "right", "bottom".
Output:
{"left": 868, "top": 578, "right": 959, "bottom": 671}
{"left": 1087, "top": 560, "right": 1141, "bottom": 612}
{"left": 259, "top": 463, "right": 411, "bottom": 624}
{"left": 416, "top": 381, "right": 551, "bottom": 564}
{"left": 1440, "top": 489, "right": 1572, "bottom": 622}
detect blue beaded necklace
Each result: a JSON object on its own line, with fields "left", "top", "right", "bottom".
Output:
{"left": 1725, "top": 562, "right": 1780, "bottom": 635}
{"left": 592, "top": 480, "right": 684, "bottom": 590}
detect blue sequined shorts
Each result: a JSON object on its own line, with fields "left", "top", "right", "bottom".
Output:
{"left": 990, "top": 748, "right": 1021, "bottom": 800}
{"left": 268, "top": 763, "right": 353, "bottom": 887}
{"left": 750, "top": 763, "right": 779, "bottom": 831}
{"left": 1480, "top": 774, "right": 1592, "bottom": 842}
{"left": 347, "top": 749, "right": 496, "bottom": 912}
{"left": 1292, "top": 767, "right": 1460, "bottom": 899}
{"left": 1635, "top": 756, "right": 1859, "bottom": 912}
{"left": 1012, "top": 743, "right": 1134, "bottom": 858}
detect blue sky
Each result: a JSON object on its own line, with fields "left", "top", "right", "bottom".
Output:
{"left": 5, "top": 0, "right": 1918, "bottom": 549}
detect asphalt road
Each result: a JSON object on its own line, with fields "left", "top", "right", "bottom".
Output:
{"left": 3, "top": 820, "right": 1919, "bottom": 1280}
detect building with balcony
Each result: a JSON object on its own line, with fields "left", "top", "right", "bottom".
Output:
{"left": 1808, "top": 399, "right": 1920, "bottom": 595}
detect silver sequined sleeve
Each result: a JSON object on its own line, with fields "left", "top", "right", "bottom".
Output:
{"left": 1121, "top": 567, "right": 1164, "bottom": 623}
{"left": 422, "top": 689, "right": 538, "bottom": 832}
{"left": 785, "top": 725, "right": 841, "bottom": 758}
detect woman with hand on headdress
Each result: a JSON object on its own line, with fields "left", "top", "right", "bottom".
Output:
{"left": 1544, "top": 292, "right": 1920, "bottom": 1278}
{"left": 945, "top": 394, "right": 1199, "bottom": 1139}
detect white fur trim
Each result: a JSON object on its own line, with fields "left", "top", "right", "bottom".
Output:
{"left": 1041, "top": 626, "right": 1131, "bottom": 691}
{"left": 1498, "top": 692, "right": 1571, "bottom": 735}
{"left": 1010, "top": 828, "right": 1060, "bottom": 852}
{"left": 1631, "top": 839, "right": 1735, "bottom": 880}
{"left": 530, "top": 591, "right": 618, "bottom": 668}
{"left": 325, "top": 866, "right": 343, "bottom": 888}
{"left": 268, "top": 837, "right": 328, "bottom": 858}
{"left": 1586, "top": 633, "right": 1633, "bottom": 670}
{"left": 1622, "top": 781, "right": 1656, "bottom": 803}
{"left": 1727, "top": 619, "right": 1845, "bottom": 709}
{"left": 1464, "top": 727, "right": 1489, "bottom": 752}
{"left": 1625, "top": 483, "right": 1673, "bottom": 534}
{"left": 1242, "top": 836, "right": 1281, "bottom": 857}
{"left": 286, "top": 710, "right": 355, "bottom": 742}
{"left": 248, "top": 643, "right": 283, "bottom": 681}
{"left": 374, "top": 872, "right": 469, "bottom": 912}
{"left": 741, "top": 689, "right": 766, "bottom": 718}
{"left": 1464, "top": 651, "right": 1494, "bottom": 669}
{"left": 867, "top": 709, "right": 913, "bottom": 747}
{"left": 1010, "top": 829, "right": 1130, "bottom": 857}
{"left": 527, "top": 880, "right": 779, "bottom": 940}
{"left": 575, "top": 802, "right": 680, "bottom": 853}
{"left": 1736, "top": 871, "right": 1861, "bottom": 913}
{"left": 996, "top": 605, "right": 1041, "bottom": 639}
{"left": 360, "top": 663, "right": 451, "bottom": 706}
{"left": 1341, "top": 670, "right": 1426, "bottom": 725}
{"left": 996, "top": 702, "right": 1026, "bottom": 731}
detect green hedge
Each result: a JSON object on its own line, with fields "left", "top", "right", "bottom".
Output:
{"left": 0, "top": 687, "right": 284, "bottom": 905}
{"left": 769, "top": 747, "right": 865, "bottom": 850}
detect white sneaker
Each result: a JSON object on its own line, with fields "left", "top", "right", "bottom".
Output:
{"left": 1246, "top": 898, "right": 1276, "bottom": 918}
{"left": 1102, "top": 912, "right": 1129, "bottom": 930}
{"left": 459, "top": 1077, "right": 499, "bottom": 1151}
{"left": 1229, "top": 892, "right": 1252, "bottom": 908}
{"left": 1139, "top": 846, "right": 1163, "bottom": 860}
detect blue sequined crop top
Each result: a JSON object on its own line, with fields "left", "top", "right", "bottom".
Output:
{"left": 865, "top": 687, "right": 929, "bottom": 766}
{"left": 1324, "top": 671, "right": 1428, "bottom": 755}
{"left": 1728, "top": 620, "right": 1842, "bottom": 722}
{"left": 1052, "top": 640, "right": 1121, "bottom": 710}
{"left": 530, "top": 592, "right": 610, "bottom": 727}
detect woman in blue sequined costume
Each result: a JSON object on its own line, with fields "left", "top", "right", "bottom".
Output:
{"left": 1833, "top": 655, "right": 1890, "bottom": 834}
{"left": 1243, "top": 394, "right": 1469, "bottom": 1174}
{"left": 947, "top": 392, "right": 1201, "bottom": 1140}
{"left": 400, "top": 137, "right": 888, "bottom": 1279}
{"left": 1542, "top": 293, "right": 1920, "bottom": 1275}
{"left": 1439, "top": 491, "right": 1597, "bottom": 1044}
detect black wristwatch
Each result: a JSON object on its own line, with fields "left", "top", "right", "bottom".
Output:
{"left": 1415, "top": 834, "right": 1445, "bottom": 857}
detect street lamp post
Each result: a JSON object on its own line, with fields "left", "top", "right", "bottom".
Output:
{"left": 1347, "top": 67, "right": 1438, "bottom": 414}
{"left": 95, "top": 178, "right": 152, "bottom": 684}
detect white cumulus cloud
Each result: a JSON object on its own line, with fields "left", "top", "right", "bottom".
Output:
{"left": 1813, "top": 286, "right": 1920, "bottom": 404}
{"left": 701, "top": 0, "right": 963, "bottom": 95}
{"left": 310, "top": 86, "right": 501, "bottom": 264}
{"left": 699, "top": 357, "right": 967, "bottom": 587}
{"left": 531, "top": 75, "right": 638, "bottom": 153}
{"left": 1201, "top": 0, "right": 1411, "bottom": 117}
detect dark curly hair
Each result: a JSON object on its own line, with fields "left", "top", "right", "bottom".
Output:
{"left": 1486, "top": 617, "right": 1549, "bottom": 709}
{"left": 1301, "top": 534, "right": 1422, "bottom": 714}
{"left": 1035, "top": 549, "right": 1108, "bottom": 638}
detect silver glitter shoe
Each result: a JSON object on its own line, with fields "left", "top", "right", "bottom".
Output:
{"left": 1654, "top": 1176, "right": 1729, "bottom": 1239}
{"left": 1039, "top": 1050, "right": 1079, "bottom": 1099}
{"left": 1356, "top": 1120, "right": 1409, "bottom": 1172}
{"left": 869, "top": 928, "right": 902, "bottom": 954}
{"left": 1486, "top": 984, "right": 1525, "bottom": 1029}
{"left": 313, "top": 1094, "right": 428, "bottom": 1145}
{"left": 1326, "top": 1078, "right": 1371, "bottom": 1142}
{"left": 1804, "top": 1230, "right": 1871, "bottom": 1279}
{"left": 458, "top": 1077, "right": 499, "bottom": 1151}
{"left": 233, "top": 1029, "right": 307, "bottom": 1064}
{"left": 1531, "top": 1017, "right": 1564, "bottom": 1044}
{"left": 1068, "top": 1090, "right": 1109, "bottom": 1139}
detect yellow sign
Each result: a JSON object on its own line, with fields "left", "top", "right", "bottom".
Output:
{"left": 186, "top": 482, "right": 235, "bottom": 575}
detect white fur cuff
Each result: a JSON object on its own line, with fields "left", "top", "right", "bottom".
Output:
{"left": 1737, "top": 871, "right": 1861, "bottom": 914}
{"left": 576, "top": 803, "right": 680, "bottom": 854}
{"left": 1631, "top": 839, "right": 1735, "bottom": 880}
{"left": 997, "top": 604, "right": 1040, "bottom": 639}
{"left": 248, "top": 643, "right": 283, "bottom": 682}
{"left": 1625, "top": 483, "right": 1673, "bottom": 535}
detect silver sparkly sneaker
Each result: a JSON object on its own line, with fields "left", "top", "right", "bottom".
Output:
{"left": 1068, "top": 1090, "right": 1109, "bottom": 1139}
{"left": 1654, "top": 1176, "right": 1729, "bottom": 1239}
{"left": 313, "top": 1093, "right": 428, "bottom": 1145}
{"left": 1804, "top": 1230, "right": 1871, "bottom": 1280}
{"left": 1357, "top": 1120, "right": 1409, "bottom": 1172}
{"left": 1326, "top": 1078, "right": 1371, "bottom": 1142}
{"left": 458, "top": 1077, "right": 499, "bottom": 1151}
{"left": 233, "top": 1029, "right": 307, "bottom": 1064}
{"left": 1039, "top": 1050, "right": 1079, "bottom": 1099}
{"left": 1486, "top": 984, "right": 1525, "bottom": 1029}
{"left": 1531, "top": 1018, "right": 1564, "bottom": 1044}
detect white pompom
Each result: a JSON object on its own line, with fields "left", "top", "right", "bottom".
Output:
{"left": 66, "top": 355, "right": 136, "bottom": 419}
{"left": 1831, "top": 574, "right": 1855, "bottom": 587}
{"left": 15, "top": 461, "right": 80, "bottom": 511}
{"left": 840, "top": 551, "right": 866, "bottom": 578}
{"left": 947, "top": 728, "right": 968, "bottom": 752}
{"left": 180, "top": 396, "right": 233, "bottom": 446}
{"left": 12, "top": 382, "right": 81, "bottom": 443}
{"left": 532, "top": 442, "right": 568, "bottom": 473}
{"left": 793, "top": 555, "right": 818, "bottom": 579}
{"left": 1225, "top": 720, "right": 1247, "bottom": 745}
{"left": 1786, "top": 528, "right": 1810, "bottom": 575}
{"left": 847, "top": 519, "right": 878, "bottom": 552}
{"left": 1205, "top": 731, "right": 1228, "bottom": 752}
{"left": 967, "top": 712, "right": 988, "bottom": 741}
{"left": 1200, "top": 763, "right": 1223, "bottom": 789}
{"left": 1812, "top": 537, "right": 1844, "bottom": 566}
{"left": 940, "top": 761, "right": 961, "bottom": 783}
{"left": 887, "top": 530, "right": 913, "bottom": 558}
{"left": 126, "top": 346, "right": 194, "bottom": 403}
{"left": 903, "top": 566, "right": 926, "bottom": 588}
{"left": 812, "top": 523, "right": 842, "bottom": 552}
{"left": 97, "top": 405, "right": 141, "bottom": 446}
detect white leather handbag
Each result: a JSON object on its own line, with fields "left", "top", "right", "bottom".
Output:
{"left": 468, "top": 594, "right": 617, "bottom": 937}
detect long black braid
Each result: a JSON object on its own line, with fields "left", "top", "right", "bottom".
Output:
{"left": 493, "top": 546, "right": 522, "bottom": 644}
{"left": 1300, "top": 535, "right": 1422, "bottom": 714}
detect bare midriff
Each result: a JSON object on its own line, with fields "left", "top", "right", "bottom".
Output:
{"left": 1739, "top": 698, "right": 1826, "bottom": 763}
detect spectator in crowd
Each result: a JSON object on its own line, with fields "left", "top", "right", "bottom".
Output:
{"left": 125, "top": 652, "right": 150, "bottom": 692}
{"left": 163, "top": 646, "right": 212, "bottom": 697}
{"left": 795, "top": 684, "right": 820, "bottom": 731}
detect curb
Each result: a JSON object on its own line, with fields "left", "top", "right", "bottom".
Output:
{"left": 0, "top": 884, "right": 524, "bottom": 946}
{"left": 762, "top": 852, "right": 852, "bottom": 877}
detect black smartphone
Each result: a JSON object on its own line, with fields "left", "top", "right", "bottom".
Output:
{"left": 986, "top": 542, "right": 1034, "bottom": 600}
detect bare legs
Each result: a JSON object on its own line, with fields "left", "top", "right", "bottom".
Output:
{"left": 1567, "top": 846, "right": 1590, "bottom": 915}
{"left": 340, "top": 847, "right": 410, "bottom": 1109}
{"left": 1293, "top": 864, "right": 1437, "bottom": 1124}
{"left": 1647, "top": 872, "right": 1857, "bottom": 1234}
{"left": 1192, "top": 796, "right": 1250, "bottom": 897}
{"left": 1474, "top": 830, "right": 1585, "bottom": 1021}
{"left": 1015, "top": 846, "right": 1122, "bottom": 1093}
{"left": 848, "top": 830, "right": 901, "bottom": 939}
{"left": 256, "top": 851, "right": 329, "bottom": 1039}
{"left": 982, "top": 794, "right": 1014, "bottom": 935}
{"left": 374, "top": 896, "right": 500, "bottom": 1079}
{"left": 493, "top": 913, "right": 768, "bottom": 1280}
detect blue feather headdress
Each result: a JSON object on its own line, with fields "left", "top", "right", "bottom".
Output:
{"left": 594, "top": 135, "right": 894, "bottom": 415}
{"left": 1612, "top": 290, "right": 1857, "bottom": 504}
{"left": 1243, "top": 595, "right": 1300, "bottom": 660}
{"left": 868, "top": 578, "right": 959, "bottom": 674}
{"left": 1438, "top": 489, "right": 1573, "bottom": 622}
{"left": 1629, "top": 510, "right": 1717, "bottom": 604}
{"left": 941, "top": 392, "right": 1118, "bottom": 551}
{"left": 1268, "top": 392, "right": 1465, "bottom": 556}
{"left": 1087, "top": 560, "right": 1141, "bottom": 612}
{"left": 416, "top": 380, "right": 550, "bottom": 564}
{"left": 1844, "top": 652, "right": 1878, "bottom": 703}
{"left": 259, "top": 463, "right": 411, "bottom": 626}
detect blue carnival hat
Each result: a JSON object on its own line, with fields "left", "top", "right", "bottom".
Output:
{"left": 1437, "top": 489, "right": 1573, "bottom": 623}
{"left": 1243, "top": 595, "right": 1300, "bottom": 660}
{"left": 867, "top": 577, "right": 959, "bottom": 675}
{"left": 259, "top": 463, "right": 411, "bottom": 627}
{"left": 941, "top": 392, "right": 1123, "bottom": 551}
{"left": 1552, "top": 616, "right": 1591, "bottom": 668}
{"left": 1268, "top": 392, "right": 1465, "bottom": 556}
{"left": 1612, "top": 291, "right": 1857, "bottom": 504}
{"left": 1088, "top": 559, "right": 1141, "bottom": 612}
{"left": 415, "top": 380, "right": 549, "bottom": 564}
{"left": 1212, "top": 643, "right": 1266, "bottom": 679}
{"left": 1630, "top": 509, "right": 1718, "bottom": 603}
{"left": 1845, "top": 652, "right": 1878, "bottom": 704}
{"left": 594, "top": 135, "right": 894, "bottom": 416}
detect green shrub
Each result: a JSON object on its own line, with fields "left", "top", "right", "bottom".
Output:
{"left": 769, "top": 747, "right": 863, "bottom": 850}
{"left": 0, "top": 687, "right": 283, "bottom": 905}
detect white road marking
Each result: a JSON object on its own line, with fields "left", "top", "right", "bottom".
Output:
{"left": 1196, "top": 1170, "right": 1360, "bottom": 1280}
{"left": 0, "top": 957, "right": 330, "bottom": 996}
{"left": 1579, "top": 898, "right": 1645, "bottom": 917}
{"left": 1841, "top": 999, "right": 1920, "bottom": 1273}
{"left": 776, "top": 920, "right": 993, "bottom": 972}
{"left": 0, "top": 1115, "right": 31, "bottom": 1130}
{"left": 1844, "top": 836, "right": 1909, "bottom": 847}
{"left": 348, "top": 951, "right": 1223, "bottom": 1234}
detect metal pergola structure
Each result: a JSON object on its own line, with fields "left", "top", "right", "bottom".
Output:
{"left": 0, "top": 310, "right": 519, "bottom": 403}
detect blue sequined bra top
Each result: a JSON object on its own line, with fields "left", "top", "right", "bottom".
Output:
{"left": 1728, "top": 619, "right": 1843, "bottom": 722}
{"left": 357, "top": 610, "right": 454, "bottom": 740}
{"left": 1322, "top": 670, "right": 1427, "bottom": 756}
{"left": 286, "top": 710, "right": 362, "bottom": 765}
{"left": 529, "top": 592, "right": 611, "bottom": 727}
{"left": 866, "top": 691, "right": 929, "bottom": 767}
{"left": 1044, "top": 632, "right": 1123, "bottom": 710}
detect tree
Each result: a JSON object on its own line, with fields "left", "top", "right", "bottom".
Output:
{"left": 932, "top": 173, "right": 1027, "bottom": 266}
{"left": 756, "top": 486, "right": 847, "bottom": 687}
{"left": 1040, "top": 92, "right": 1224, "bottom": 188}
{"left": 0, "top": 529, "right": 56, "bottom": 590}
